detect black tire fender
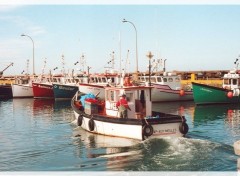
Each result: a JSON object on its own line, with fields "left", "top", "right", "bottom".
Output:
{"left": 88, "top": 119, "right": 95, "bottom": 131}
{"left": 142, "top": 124, "right": 153, "bottom": 137}
{"left": 179, "top": 122, "right": 189, "bottom": 135}
{"left": 77, "top": 115, "right": 83, "bottom": 126}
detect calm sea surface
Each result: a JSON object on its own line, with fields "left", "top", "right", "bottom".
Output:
{"left": 0, "top": 98, "right": 240, "bottom": 171}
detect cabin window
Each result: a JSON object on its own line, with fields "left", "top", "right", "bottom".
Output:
{"left": 151, "top": 77, "right": 156, "bottom": 83}
{"left": 22, "top": 80, "right": 28, "bottom": 84}
{"left": 175, "top": 77, "right": 180, "bottom": 82}
{"left": 111, "top": 77, "right": 115, "bottom": 83}
{"left": 163, "top": 78, "right": 167, "bottom": 82}
{"left": 157, "top": 77, "right": 162, "bottom": 82}
{"left": 110, "top": 90, "right": 114, "bottom": 101}
{"left": 102, "top": 77, "right": 107, "bottom": 83}
{"left": 224, "top": 79, "right": 230, "bottom": 85}
{"left": 89, "top": 78, "right": 94, "bottom": 83}
{"left": 168, "top": 78, "right": 173, "bottom": 82}
{"left": 232, "top": 79, "right": 237, "bottom": 85}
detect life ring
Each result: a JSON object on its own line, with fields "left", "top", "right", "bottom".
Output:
{"left": 88, "top": 119, "right": 95, "bottom": 131}
{"left": 142, "top": 124, "right": 153, "bottom": 137}
{"left": 185, "top": 85, "right": 192, "bottom": 91}
{"left": 179, "top": 122, "right": 189, "bottom": 135}
{"left": 77, "top": 115, "right": 83, "bottom": 126}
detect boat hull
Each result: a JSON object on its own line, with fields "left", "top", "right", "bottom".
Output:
{"left": 0, "top": 85, "right": 13, "bottom": 99}
{"left": 32, "top": 82, "right": 54, "bottom": 99}
{"left": 53, "top": 83, "right": 79, "bottom": 100}
{"left": 151, "top": 84, "right": 193, "bottom": 102}
{"left": 192, "top": 82, "right": 240, "bottom": 105}
{"left": 12, "top": 84, "right": 33, "bottom": 98}
{"left": 72, "top": 100, "right": 188, "bottom": 141}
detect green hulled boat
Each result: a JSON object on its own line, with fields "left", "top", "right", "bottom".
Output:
{"left": 192, "top": 61, "right": 240, "bottom": 105}
{"left": 192, "top": 82, "right": 240, "bottom": 104}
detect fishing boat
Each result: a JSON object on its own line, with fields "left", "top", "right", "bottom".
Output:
{"left": 12, "top": 76, "right": 35, "bottom": 98}
{"left": 138, "top": 72, "right": 193, "bottom": 102}
{"left": 71, "top": 76, "right": 189, "bottom": 141}
{"left": 0, "top": 84, "right": 12, "bottom": 99}
{"left": 192, "top": 60, "right": 240, "bottom": 105}
{"left": 32, "top": 82, "right": 54, "bottom": 99}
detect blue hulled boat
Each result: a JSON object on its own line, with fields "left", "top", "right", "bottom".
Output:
{"left": 53, "top": 83, "right": 79, "bottom": 100}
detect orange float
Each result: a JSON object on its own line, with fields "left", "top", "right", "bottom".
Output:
{"left": 179, "top": 89, "right": 185, "bottom": 96}
{"left": 227, "top": 91, "right": 233, "bottom": 98}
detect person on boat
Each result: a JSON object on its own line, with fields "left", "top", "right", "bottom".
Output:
{"left": 116, "top": 93, "right": 131, "bottom": 119}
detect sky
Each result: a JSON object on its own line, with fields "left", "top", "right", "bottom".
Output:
{"left": 1, "top": 1, "right": 240, "bottom": 76}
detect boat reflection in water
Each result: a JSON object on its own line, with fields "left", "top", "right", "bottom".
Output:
{"left": 72, "top": 126, "right": 141, "bottom": 170}
{"left": 33, "top": 99, "right": 55, "bottom": 116}
{"left": 193, "top": 104, "right": 240, "bottom": 124}
{"left": 191, "top": 103, "right": 240, "bottom": 147}
{"left": 13, "top": 98, "right": 72, "bottom": 118}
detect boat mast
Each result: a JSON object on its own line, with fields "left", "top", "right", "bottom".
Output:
{"left": 61, "top": 54, "right": 65, "bottom": 76}
{"left": 146, "top": 51, "right": 154, "bottom": 101}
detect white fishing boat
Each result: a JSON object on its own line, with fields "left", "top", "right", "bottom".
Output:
{"left": 72, "top": 76, "right": 189, "bottom": 141}
{"left": 12, "top": 76, "right": 35, "bottom": 98}
{"left": 139, "top": 72, "right": 193, "bottom": 102}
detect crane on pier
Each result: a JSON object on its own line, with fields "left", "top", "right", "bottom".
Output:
{"left": 0, "top": 62, "right": 13, "bottom": 77}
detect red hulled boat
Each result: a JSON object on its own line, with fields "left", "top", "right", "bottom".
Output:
{"left": 32, "top": 82, "right": 54, "bottom": 99}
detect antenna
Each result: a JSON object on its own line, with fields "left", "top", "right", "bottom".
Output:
{"left": 42, "top": 58, "right": 47, "bottom": 76}
{"left": 26, "top": 59, "right": 29, "bottom": 75}
{"left": 234, "top": 56, "right": 240, "bottom": 70}
{"left": 80, "top": 53, "right": 86, "bottom": 72}
{"left": 124, "top": 50, "right": 130, "bottom": 74}
{"left": 61, "top": 54, "right": 65, "bottom": 75}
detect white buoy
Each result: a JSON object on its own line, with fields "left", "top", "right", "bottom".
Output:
{"left": 234, "top": 140, "right": 240, "bottom": 155}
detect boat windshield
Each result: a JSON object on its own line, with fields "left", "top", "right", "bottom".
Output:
{"left": 168, "top": 78, "right": 173, "bottom": 82}
{"left": 224, "top": 79, "right": 230, "bottom": 85}
{"left": 151, "top": 77, "right": 156, "bottom": 83}
{"left": 157, "top": 77, "right": 162, "bottom": 82}
{"left": 232, "top": 79, "right": 238, "bottom": 85}
{"left": 175, "top": 77, "right": 180, "bottom": 82}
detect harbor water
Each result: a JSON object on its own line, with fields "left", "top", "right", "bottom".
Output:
{"left": 0, "top": 98, "right": 240, "bottom": 171}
